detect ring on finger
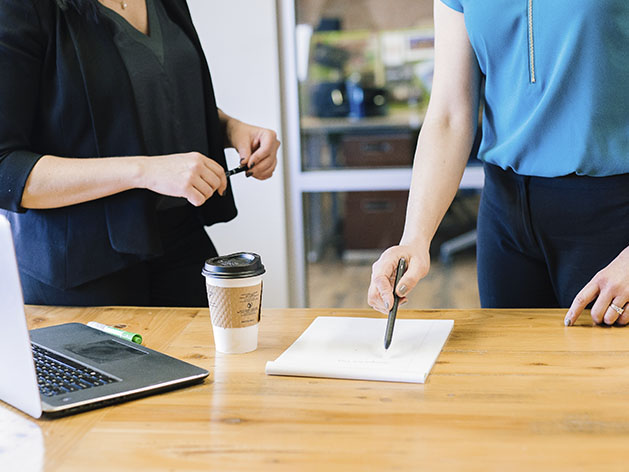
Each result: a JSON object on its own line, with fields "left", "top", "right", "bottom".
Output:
{"left": 610, "top": 303, "right": 625, "bottom": 316}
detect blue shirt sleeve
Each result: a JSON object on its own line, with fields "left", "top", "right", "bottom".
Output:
{"left": 440, "top": 0, "right": 463, "bottom": 12}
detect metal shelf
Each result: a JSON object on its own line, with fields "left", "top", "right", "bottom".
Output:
{"left": 296, "top": 165, "right": 484, "bottom": 193}
{"left": 300, "top": 111, "right": 423, "bottom": 134}
{"left": 279, "top": 0, "right": 483, "bottom": 307}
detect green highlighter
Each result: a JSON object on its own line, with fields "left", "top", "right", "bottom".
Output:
{"left": 87, "top": 321, "right": 143, "bottom": 345}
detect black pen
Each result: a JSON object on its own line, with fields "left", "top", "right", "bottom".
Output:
{"left": 225, "top": 164, "right": 248, "bottom": 177}
{"left": 384, "top": 258, "right": 407, "bottom": 350}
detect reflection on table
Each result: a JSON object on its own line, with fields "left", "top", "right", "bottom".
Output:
{"left": 16, "top": 305, "right": 629, "bottom": 471}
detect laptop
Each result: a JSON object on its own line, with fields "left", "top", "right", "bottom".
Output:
{"left": 0, "top": 214, "right": 209, "bottom": 419}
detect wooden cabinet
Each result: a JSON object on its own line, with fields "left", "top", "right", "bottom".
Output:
{"left": 341, "top": 132, "right": 415, "bottom": 168}
{"left": 279, "top": 0, "right": 483, "bottom": 306}
{"left": 344, "top": 190, "right": 408, "bottom": 252}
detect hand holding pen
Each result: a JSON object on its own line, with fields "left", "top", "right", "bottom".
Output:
{"left": 384, "top": 258, "right": 407, "bottom": 349}
{"left": 222, "top": 118, "right": 280, "bottom": 180}
{"left": 225, "top": 164, "right": 249, "bottom": 177}
{"left": 368, "top": 245, "right": 429, "bottom": 314}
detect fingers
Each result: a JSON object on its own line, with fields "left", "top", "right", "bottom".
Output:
{"left": 200, "top": 156, "right": 227, "bottom": 195}
{"left": 144, "top": 152, "right": 231, "bottom": 206}
{"left": 188, "top": 172, "right": 219, "bottom": 206}
{"left": 566, "top": 290, "right": 629, "bottom": 327}
{"left": 368, "top": 274, "right": 393, "bottom": 315}
{"left": 564, "top": 282, "right": 598, "bottom": 326}
{"left": 367, "top": 246, "right": 430, "bottom": 315}
{"left": 246, "top": 154, "right": 276, "bottom": 180}
{"left": 237, "top": 140, "right": 252, "bottom": 167}
{"left": 178, "top": 153, "right": 227, "bottom": 206}
{"left": 615, "top": 303, "right": 629, "bottom": 326}
{"left": 591, "top": 291, "right": 614, "bottom": 325}
{"left": 565, "top": 255, "right": 629, "bottom": 327}
{"left": 604, "top": 299, "right": 629, "bottom": 326}
{"left": 229, "top": 122, "right": 280, "bottom": 180}
{"left": 590, "top": 280, "right": 629, "bottom": 326}
{"left": 603, "top": 297, "right": 629, "bottom": 326}
{"left": 247, "top": 130, "right": 280, "bottom": 180}
{"left": 368, "top": 251, "right": 399, "bottom": 314}
{"left": 186, "top": 186, "right": 210, "bottom": 207}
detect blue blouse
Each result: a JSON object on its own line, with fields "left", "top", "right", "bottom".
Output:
{"left": 440, "top": 0, "right": 629, "bottom": 177}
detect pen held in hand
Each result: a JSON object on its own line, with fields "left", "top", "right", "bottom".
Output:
{"left": 225, "top": 164, "right": 248, "bottom": 177}
{"left": 384, "top": 258, "right": 407, "bottom": 350}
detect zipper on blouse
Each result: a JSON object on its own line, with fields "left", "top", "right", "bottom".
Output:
{"left": 527, "top": 0, "right": 536, "bottom": 83}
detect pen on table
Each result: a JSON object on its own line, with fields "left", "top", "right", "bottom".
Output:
{"left": 87, "top": 321, "right": 143, "bottom": 345}
{"left": 225, "top": 164, "right": 248, "bottom": 177}
{"left": 384, "top": 258, "right": 407, "bottom": 350}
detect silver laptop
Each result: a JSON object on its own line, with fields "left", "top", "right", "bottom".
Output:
{"left": 0, "top": 215, "right": 209, "bottom": 418}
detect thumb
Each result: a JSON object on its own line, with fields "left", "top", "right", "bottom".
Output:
{"left": 394, "top": 259, "right": 425, "bottom": 297}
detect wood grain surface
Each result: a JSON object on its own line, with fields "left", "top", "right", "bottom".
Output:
{"left": 14, "top": 306, "right": 629, "bottom": 471}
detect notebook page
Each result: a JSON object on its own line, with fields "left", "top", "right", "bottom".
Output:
{"left": 265, "top": 317, "right": 453, "bottom": 384}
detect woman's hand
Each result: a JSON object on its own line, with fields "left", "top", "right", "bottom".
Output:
{"left": 223, "top": 116, "right": 279, "bottom": 180}
{"left": 565, "top": 246, "right": 629, "bottom": 326}
{"left": 139, "top": 152, "right": 227, "bottom": 207}
{"left": 367, "top": 244, "right": 430, "bottom": 314}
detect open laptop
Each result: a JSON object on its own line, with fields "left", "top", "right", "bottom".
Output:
{"left": 0, "top": 214, "right": 209, "bottom": 419}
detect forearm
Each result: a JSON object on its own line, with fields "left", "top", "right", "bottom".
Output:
{"left": 217, "top": 108, "right": 241, "bottom": 149}
{"left": 368, "top": 1, "right": 481, "bottom": 313}
{"left": 400, "top": 113, "right": 477, "bottom": 250}
{"left": 21, "top": 155, "right": 145, "bottom": 209}
{"left": 399, "top": 1, "right": 481, "bottom": 251}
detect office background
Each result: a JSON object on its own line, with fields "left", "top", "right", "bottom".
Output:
{"left": 189, "top": 0, "right": 480, "bottom": 310}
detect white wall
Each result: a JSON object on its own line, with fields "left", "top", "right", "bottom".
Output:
{"left": 188, "top": 0, "right": 289, "bottom": 308}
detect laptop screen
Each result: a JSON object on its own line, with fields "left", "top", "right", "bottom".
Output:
{"left": 0, "top": 215, "right": 43, "bottom": 418}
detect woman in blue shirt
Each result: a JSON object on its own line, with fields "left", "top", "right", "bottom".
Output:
{"left": 368, "top": 0, "right": 629, "bottom": 326}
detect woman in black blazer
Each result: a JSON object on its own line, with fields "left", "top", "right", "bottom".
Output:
{"left": 0, "top": 0, "right": 279, "bottom": 306}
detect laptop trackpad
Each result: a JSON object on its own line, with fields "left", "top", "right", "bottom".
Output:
{"left": 63, "top": 340, "right": 147, "bottom": 364}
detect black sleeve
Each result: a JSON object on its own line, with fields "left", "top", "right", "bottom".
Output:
{"left": 0, "top": 0, "right": 47, "bottom": 212}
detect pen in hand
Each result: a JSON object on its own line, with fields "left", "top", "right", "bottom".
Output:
{"left": 225, "top": 164, "right": 248, "bottom": 177}
{"left": 384, "top": 258, "right": 407, "bottom": 350}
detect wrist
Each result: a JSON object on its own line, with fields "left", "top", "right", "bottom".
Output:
{"left": 125, "top": 156, "right": 149, "bottom": 190}
{"left": 219, "top": 110, "right": 241, "bottom": 149}
{"left": 399, "top": 234, "right": 430, "bottom": 253}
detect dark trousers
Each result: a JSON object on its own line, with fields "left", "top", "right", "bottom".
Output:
{"left": 21, "top": 205, "right": 217, "bottom": 307}
{"left": 477, "top": 163, "right": 629, "bottom": 308}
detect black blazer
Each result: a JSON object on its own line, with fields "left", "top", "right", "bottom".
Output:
{"left": 0, "top": 0, "right": 237, "bottom": 289}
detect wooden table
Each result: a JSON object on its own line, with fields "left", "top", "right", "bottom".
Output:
{"left": 8, "top": 306, "right": 629, "bottom": 471}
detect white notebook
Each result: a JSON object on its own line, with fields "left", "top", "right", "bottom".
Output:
{"left": 265, "top": 316, "right": 453, "bottom": 384}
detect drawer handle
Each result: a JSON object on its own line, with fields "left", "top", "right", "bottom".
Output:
{"left": 361, "top": 142, "right": 393, "bottom": 154}
{"left": 361, "top": 200, "right": 395, "bottom": 213}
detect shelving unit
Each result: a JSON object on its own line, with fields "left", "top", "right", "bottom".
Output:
{"left": 279, "top": 0, "right": 483, "bottom": 307}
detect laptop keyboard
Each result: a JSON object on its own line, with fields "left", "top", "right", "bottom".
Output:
{"left": 32, "top": 344, "right": 117, "bottom": 397}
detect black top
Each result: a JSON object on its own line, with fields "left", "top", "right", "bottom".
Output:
{"left": 100, "top": 0, "right": 208, "bottom": 209}
{"left": 0, "top": 0, "right": 238, "bottom": 289}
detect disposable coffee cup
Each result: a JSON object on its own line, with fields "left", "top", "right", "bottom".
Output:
{"left": 202, "top": 252, "right": 265, "bottom": 354}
